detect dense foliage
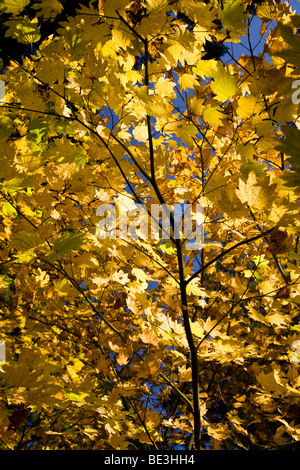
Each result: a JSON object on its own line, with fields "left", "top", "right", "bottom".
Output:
{"left": 0, "top": 0, "right": 300, "bottom": 450}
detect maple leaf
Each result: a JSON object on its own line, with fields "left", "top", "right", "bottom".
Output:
{"left": 267, "top": 228, "right": 290, "bottom": 255}
{"left": 236, "top": 171, "right": 268, "bottom": 210}
{"left": 202, "top": 104, "right": 224, "bottom": 127}
{"left": 210, "top": 62, "right": 238, "bottom": 102}
{"left": 32, "top": 0, "right": 63, "bottom": 18}
{"left": 0, "top": 0, "right": 30, "bottom": 15}
{"left": 139, "top": 328, "right": 159, "bottom": 347}
{"left": 218, "top": 0, "right": 250, "bottom": 35}
{"left": 64, "top": 391, "right": 90, "bottom": 403}
{"left": 178, "top": 73, "right": 199, "bottom": 92}
{"left": 15, "top": 17, "right": 41, "bottom": 44}
{"left": 111, "top": 270, "right": 130, "bottom": 285}
{"left": 10, "top": 231, "right": 43, "bottom": 253}
{"left": 154, "top": 76, "right": 176, "bottom": 98}
{"left": 116, "top": 351, "right": 129, "bottom": 366}
{"left": 159, "top": 240, "right": 176, "bottom": 255}
{"left": 47, "top": 231, "right": 85, "bottom": 261}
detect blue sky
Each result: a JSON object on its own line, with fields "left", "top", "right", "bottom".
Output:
{"left": 223, "top": 0, "right": 300, "bottom": 63}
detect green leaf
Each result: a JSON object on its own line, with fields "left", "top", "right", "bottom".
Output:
{"left": 240, "top": 160, "right": 265, "bottom": 179}
{"left": 28, "top": 118, "right": 50, "bottom": 144}
{"left": 159, "top": 240, "right": 176, "bottom": 255}
{"left": 1, "top": 175, "right": 36, "bottom": 194}
{"left": 276, "top": 125, "right": 300, "bottom": 192}
{"left": 64, "top": 23, "right": 89, "bottom": 59}
{"left": 74, "top": 147, "right": 89, "bottom": 167}
{"left": 273, "top": 49, "right": 300, "bottom": 72}
{"left": 10, "top": 231, "right": 44, "bottom": 263}
{"left": 31, "top": 0, "right": 63, "bottom": 19}
{"left": 47, "top": 231, "right": 85, "bottom": 261}
{"left": 0, "top": 200, "right": 17, "bottom": 216}
{"left": 64, "top": 391, "right": 90, "bottom": 403}
{"left": 10, "top": 231, "right": 43, "bottom": 252}
{"left": 47, "top": 138, "right": 88, "bottom": 165}
{"left": 0, "top": 0, "right": 30, "bottom": 15}
{"left": 0, "top": 115, "right": 14, "bottom": 138}
{"left": 16, "top": 17, "right": 41, "bottom": 44}
{"left": 218, "top": 0, "right": 250, "bottom": 34}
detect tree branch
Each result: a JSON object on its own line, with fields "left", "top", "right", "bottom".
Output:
{"left": 186, "top": 228, "right": 274, "bottom": 286}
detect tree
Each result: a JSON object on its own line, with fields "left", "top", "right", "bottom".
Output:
{"left": 0, "top": 0, "right": 300, "bottom": 451}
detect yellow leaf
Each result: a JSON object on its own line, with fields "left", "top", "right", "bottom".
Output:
{"left": 166, "top": 43, "right": 186, "bottom": 65}
{"left": 139, "top": 328, "right": 159, "bottom": 347}
{"left": 108, "top": 432, "right": 129, "bottom": 450}
{"left": 191, "top": 320, "right": 204, "bottom": 338}
{"left": 132, "top": 267, "right": 147, "bottom": 284}
{"left": 112, "top": 28, "right": 133, "bottom": 50}
{"left": 32, "top": 0, "right": 63, "bottom": 19}
{"left": 186, "top": 278, "right": 206, "bottom": 296}
{"left": 237, "top": 94, "right": 264, "bottom": 119}
{"left": 236, "top": 143, "right": 258, "bottom": 161}
{"left": 66, "top": 359, "right": 85, "bottom": 383}
{"left": 256, "top": 368, "right": 285, "bottom": 394}
{"left": 178, "top": 74, "right": 199, "bottom": 92}
{"left": 202, "top": 104, "right": 224, "bottom": 127}
{"left": 211, "top": 63, "right": 238, "bottom": 102}
{"left": 102, "top": 0, "right": 134, "bottom": 18}
{"left": 218, "top": 0, "right": 250, "bottom": 34}
{"left": 10, "top": 231, "right": 43, "bottom": 252}
{"left": 145, "top": 409, "right": 160, "bottom": 428}
{"left": 145, "top": 0, "right": 168, "bottom": 12}
{"left": 64, "top": 391, "right": 90, "bottom": 403}
{"left": 194, "top": 59, "right": 218, "bottom": 78}
{"left": 179, "top": 365, "right": 192, "bottom": 382}
{"left": 116, "top": 351, "right": 129, "bottom": 366}
{"left": 0, "top": 0, "right": 30, "bottom": 15}
{"left": 266, "top": 313, "right": 287, "bottom": 327}
{"left": 246, "top": 305, "right": 269, "bottom": 325}
{"left": 207, "top": 422, "right": 230, "bottom": 440}
{"left": 35, "top": 268, "right": 50, "bottom": 288}
{"left": 190, "top": 96, "right": 204, "bottom": 116}
{"left": 236, "top": 171, "right": 267, "bottom": 210}
{"left": 16, "top": 16, "right": 41, "bottom": 44}
{"left": 132, "top": 125, "right": 148, "bottom": 142}
{"left": 111, "top": 269, "right": 130, "bottom": 285}
{"left": 155, "top": 76, "right": 176, "bottom": 98}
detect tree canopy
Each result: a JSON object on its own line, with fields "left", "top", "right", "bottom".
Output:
{"left": 0, "top": 0, "right": 300, "bottom": 451}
